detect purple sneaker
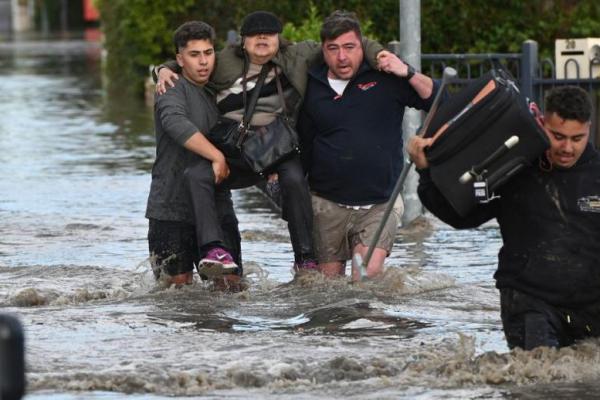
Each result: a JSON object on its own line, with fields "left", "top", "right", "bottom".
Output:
{"left": 198, "top": 247, "right": 238, "bottom": 278}
{"left": 293, "top": 259, "right": 319, "bottom": 274}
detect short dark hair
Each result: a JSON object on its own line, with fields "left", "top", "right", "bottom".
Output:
{"left": 320, "top": 10, "right": 362, "bottom": 42}
{"left": 544, "top": 86, "right": 592, "bottom": 123}
{"left": 173, "top": 21, "right": 216, "bottom": 53}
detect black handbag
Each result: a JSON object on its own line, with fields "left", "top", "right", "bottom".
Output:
{"left": 238, "top": 65, "right": 300, "bottom": 175}
{"left": 204, "top": 116, "right": 243, "bottom": 158}
{"left": 205, "top": 64, "right": 300, "bottom": 175}
{"left": 204, "top": 66, "right": 270, "bottom": 159}
{"left": 241, "top": 115, "right": 299, "bottom": 175}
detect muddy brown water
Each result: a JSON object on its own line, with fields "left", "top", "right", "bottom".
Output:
{"left": 1, "top": 36, "right": 599, "bottom": 399}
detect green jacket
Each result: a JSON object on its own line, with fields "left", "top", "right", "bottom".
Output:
{"left": 209, "top": 41, "right": 321, "bottom": 98}
{"left": 209, "top": 38, "right": 384, "bottom": 96}
{"left": 160, "top": 39, "right": 384, "bottom": 120}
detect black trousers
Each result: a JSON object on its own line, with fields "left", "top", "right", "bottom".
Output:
{"left": 184, "top": 155, "right": 314, "bottom": 263}
{"left": 148, "top": 219, "right": 198, "bottom": 277}
{"left": 148, "top": 189, "right": 242, "bottom": 277}
{"left": 500, "top": 288, "right": 600, "bottom": 350}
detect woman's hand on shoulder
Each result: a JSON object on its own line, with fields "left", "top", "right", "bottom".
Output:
{"left": 156, "top": 67, "right": 179, "bottom": 95}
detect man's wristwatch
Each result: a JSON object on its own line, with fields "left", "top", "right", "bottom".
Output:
{"left": 405, "top": 63, "right": 416, "bottom": 80}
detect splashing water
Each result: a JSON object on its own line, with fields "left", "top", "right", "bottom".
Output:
{"left": 2, "top": 37, "right": 600, "bottom": 400}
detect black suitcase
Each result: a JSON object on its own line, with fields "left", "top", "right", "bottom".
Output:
{"left": 422, "top": 69, "right": 550, "bottom": 216}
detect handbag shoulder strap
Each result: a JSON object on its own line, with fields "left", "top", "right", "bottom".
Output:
{"left": 236, "top": 63, "right": 270, "bottom": 148}
{"left": 274, "top": 70, "right": 288, "bottom": 119}
{"left": 241, "top": 63, "right": 271, "bottom": 130}
{"left": 240, "top": 68, "right": 262, "bottom": 113}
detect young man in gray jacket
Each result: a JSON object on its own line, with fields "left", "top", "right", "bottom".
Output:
{"left": 146, "top": 21, "right": 241, "bottom": 288}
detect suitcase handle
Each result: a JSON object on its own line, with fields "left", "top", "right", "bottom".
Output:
{"left": 459, "top": 135, "right": 520, "bottom": 183}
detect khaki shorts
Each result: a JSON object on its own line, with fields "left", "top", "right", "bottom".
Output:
{"left": 311, "top": 194, "right": 404, "bottom": 263}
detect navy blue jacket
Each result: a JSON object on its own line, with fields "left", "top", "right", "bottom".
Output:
{"left": 417, "top": 144, "right": 600, "bottom": 307}
{"left": 298, "top": 61, "right": 436, "bottom": 205}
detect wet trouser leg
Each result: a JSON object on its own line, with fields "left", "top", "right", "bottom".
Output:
{"left": 522, "top": 312, "right": 561, "bottom": 350}
{"left": 500, "top": 288, "right": 563, "bottom": 350}
{"left": 274, "top": 156, "right": 315, "bottom": 262}
{"left": 147, "top": 219, "right": 198, "bottom": 278}
{"left": 184, "top": 158, "right": 243, "bottom": 273}
{"left": 214, "top": 189, "right": 242, "bottom": 268}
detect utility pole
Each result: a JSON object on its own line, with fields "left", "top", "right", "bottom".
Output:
{"left": 40, "top": 0, "right": 49, "bottom": 36}
{"left": 399, "top": 0, "right": 422, "bottom": 225}
{"left": 60, "top": 0, "right": 68, "bottom": 33}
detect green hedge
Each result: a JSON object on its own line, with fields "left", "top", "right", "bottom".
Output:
{"left": 96, "top": 0, "right": 600, "bottom": 96}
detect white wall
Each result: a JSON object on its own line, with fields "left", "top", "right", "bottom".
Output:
{"left": 10, "top": 0, "right": 34, "bottom": 32}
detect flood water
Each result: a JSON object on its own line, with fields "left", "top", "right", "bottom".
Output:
{"left": 1, "top": 36, "right": 600, "bottom": 400}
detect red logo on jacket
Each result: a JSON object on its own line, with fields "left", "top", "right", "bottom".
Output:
{"left": 357, "top": 81, "right": 377, "bottom": 91}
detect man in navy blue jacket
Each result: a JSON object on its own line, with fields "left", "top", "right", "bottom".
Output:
{"left": 408, "top": 86, "right": 600, "bottom": 350}
{"left": 298, "top": 10, "right": 437, "bottom": 280}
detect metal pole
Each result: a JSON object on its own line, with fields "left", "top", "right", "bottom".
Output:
{"left": 40, "top": 0, "right": 49, "bottom": 36}
{"left": 399, "top": 0, "right": 423, "bottom": 225}
{"left": 60, "top": 0, "right": 68, "bottom": 33}
{"left": 520, "top": 40, "right": 538, "bottom": 103}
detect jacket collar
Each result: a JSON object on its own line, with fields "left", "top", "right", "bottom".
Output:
{"left": 544, "top": 142, "right": 599, "bottom": 172}
{"left": 575, "top": 143, "right": 600, "bottom": 166}
{"left": 308, "top": 59, "right": 373, "bottom": 85}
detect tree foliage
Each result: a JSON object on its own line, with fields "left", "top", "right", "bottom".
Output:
{"left": 95, "top": 0, "right": 197, "bottom": 96}
{"left": 282, "top": 2, "right": 377, "bottom": 43}
{"left": 96, "top": 0, "right": 600, "bottom": 96}
{"left": 421, "top": 0, "right": 600, "bottom": 56}
{"left": 282, "top": 3, "right": 323, "bottom": 42}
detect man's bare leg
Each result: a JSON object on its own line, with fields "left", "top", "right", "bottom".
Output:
{"left": 167, "top": 271, "right": 194, "bottom": 287}
{"left": 351, "top": 243, "right": 387, "bottom": 281}
{"left": 319, "top": 261, "right": 346, "bottom": 277}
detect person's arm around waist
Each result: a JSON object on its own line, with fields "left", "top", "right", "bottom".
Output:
{"left": 157, "top": 87, "right": 229, "bottom": 183}
{"left": 183, "top": 133, "right": 229, "bottom": 184}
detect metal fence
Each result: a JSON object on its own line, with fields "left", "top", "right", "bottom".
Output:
{"left": 401, "top": 40, "right": 600, "bottom": 147}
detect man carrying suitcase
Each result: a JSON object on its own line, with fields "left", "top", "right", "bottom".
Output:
{"left": 408, "top": 86, "right": 600, "bottom": 350}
